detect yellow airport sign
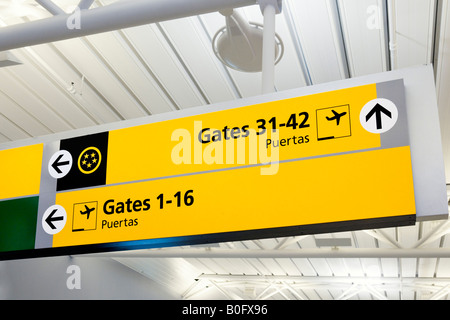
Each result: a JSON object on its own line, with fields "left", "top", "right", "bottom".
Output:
{"left": 53, "top": 146, "right": 415, "bottom": 248}
{"left": 49, "top": 80, "right": 415, "bottom": 253}
{"left": 105, "top": 83, "right": 380, "bottom": 185}
{"left": 1, "top": 74, "right": 431, "bottom": 260}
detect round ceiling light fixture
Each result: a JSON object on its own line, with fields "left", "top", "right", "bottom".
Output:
{"left": 212, "top": 10, "right": 284, "bottom": 73}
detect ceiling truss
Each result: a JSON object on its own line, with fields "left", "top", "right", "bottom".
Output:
{"left": 83, "top": 219, "right": 450, "bottom": 300}
{"left": 183, "top": 274, "right": 450, "bottom": 300}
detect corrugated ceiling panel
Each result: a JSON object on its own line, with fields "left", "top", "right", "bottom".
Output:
{"left": 329, "top": 288, "right": 346, "bottom": 300}
{"left": 231, "top": 259, "right": 262, "bottom": 275}
{"left": 87, "top": 31, "right": 176, "bottom": 115}
{"left": 373, "top": 228, "right": 395, "bottom": 249}
{"left": 0, "top": 111, "right": 30, "bottom": 141}
{"left": 115, "top": 257, "right": 199, "bottom": 294}
{"left": 213, "top": 258, "right": 249, "bottom": 274}
{"left": 200, "top": 258, "right": 230, "bottom": 274}
{"left": 291, "top": 258, "right": 318, "bottom": 276}
{"left": 436, "top": 236, "right": 450, "bottom": 277}
{"left": 353, "top": 231, "right": 377, "bottom": 248}
{"left": 344, "top": 258, "right": 364, "bottom": 277}
{"left": 363, "top": 258, "right": 382, "bottom": 277}
{"left": 400, "top": 258, "right": 417, "bottom": 277}
{"left": 257, "top": 258, "right": 286, "bottom": 275}
{"left": 1, "top": 55, "right": 90, "bottom": 131}
{"left": 401, "top": 288, "right": 416, "bottom": 300}
{"left": 435, "top": 0, "right": 450, "bottom": 183}
{"left": 338, "top": 0, "right": 388, "bottom": 76}
{"left": 380, "top": 258, "right": 400, "bottom": 277}
{"left": 327, "top": 258, "right": 349, "bottom": 277}
{"left": 301, "top": 288, "right": 322, "bottom": 300}
{"left": 159, "top": 17, "right": 238, "bottom": 104}
{"left": 122, "top": 24, "right": 205, "bottom": 109}
{"left": 395, "top": 0, "right": 436, "bottom": 68}
{"left": 397, "top": 226, "right": 420, "bottom": 278}
{"left": 436, "top": 258, "right": 450, "bottom": 277}
{"left": 20, "top": 44, "right": 123, "bottom": 124}
{"left": 0, "top": 78, "right": 51, "bottom": 136}
{"left": 1, "top": 65, "right": 70, "bottom": 134}
{"left": 386, "top": 288, "right": 400, "bottom": 300}
{"left": 239, "top": 240, "right": 263, "bottom": 250}
{"left": 0, "top": 133, "right": 9, "bottom": 144}
{"left": 278, "top": 258, "right": 302, "bottom": 276}
{"left": 309, "top": 258, "right": 334, "bottom": 276}
{"left": 328, "top": 288, "right": 346, "bottom": 300}
{"left": 420, "top": 221, "right": 444, "bottom": 248}
{"left": 400, "top": 224, "right": 420, "bottom": 248}
{"left": 182, "top": 258, "right": 212, "bottom": 275}
{"left": 53, "top": 38, "right": 150, "bottom": 119}
{"left": 286, "top": 0, "right": 347, "bottom": 84}
{"left": 418, "top": 258, "right": 438, "bottom": 277}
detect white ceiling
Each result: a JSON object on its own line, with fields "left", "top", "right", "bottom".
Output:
{"left": 1, "top": 0, "right": 450, "bottom": 300}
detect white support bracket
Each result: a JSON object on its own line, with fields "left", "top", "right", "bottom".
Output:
{"left": 258, "top": 0, "right": 282, "bottom": 14}
{"left": 259, "top": 0, "right": 282, "bottom": 94}
{"left": 0, "top": 0, "right": 258, "bottom": 53}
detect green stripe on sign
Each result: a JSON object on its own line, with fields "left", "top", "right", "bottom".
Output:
{"left": 0, "top": 197, "right": 39, "bottom": 252}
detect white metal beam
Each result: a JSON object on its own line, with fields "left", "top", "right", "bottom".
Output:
{"left": 78, "top": 247, "right": 450, "bottom": 259}
{"left": 0, "top": 0, "right": 257, "bottom": 52}
{"left": 260, "top": 0, "right": 279, "bottom": 94}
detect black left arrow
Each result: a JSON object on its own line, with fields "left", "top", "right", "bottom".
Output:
{"left": 52, "top": 154, "right": 70, "bottom": 174}
{"left": 45, "top": 209, "right": 64, "bottom": 230}
{"left": 365, "top": 103, "right": 392, "bottom": 130}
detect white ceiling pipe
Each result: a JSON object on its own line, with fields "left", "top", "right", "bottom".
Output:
{"left": 261, "top": 3, "right": 276, "bottom": 94}
{"left": 77, "top": 247, "right": 450, "bottom": 259}
{"left": 0, "top": 0, "right": 257, "bottom": 52}
{"left": 260, "top": 0, "right": 282, "bottom": 94}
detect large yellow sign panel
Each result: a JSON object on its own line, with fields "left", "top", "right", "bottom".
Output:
{"left": 106, "top": 84, "right": 380, "bottom": 185}
{"left": 50, "top": 81, "right": 415, "bottom": 250}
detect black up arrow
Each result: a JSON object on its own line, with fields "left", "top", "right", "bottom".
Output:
{"left": 365, "top": 103, "right": 392, "bottom": 130}
{"left": 51, "top": 154, "right": 70, "bottom": 174}
{"left": 45, "top": 209, "right": 64, "bottom": 230}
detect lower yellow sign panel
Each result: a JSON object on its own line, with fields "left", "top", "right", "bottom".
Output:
{"left": 53, "top": 146, "right": 415, "bottom": 248}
